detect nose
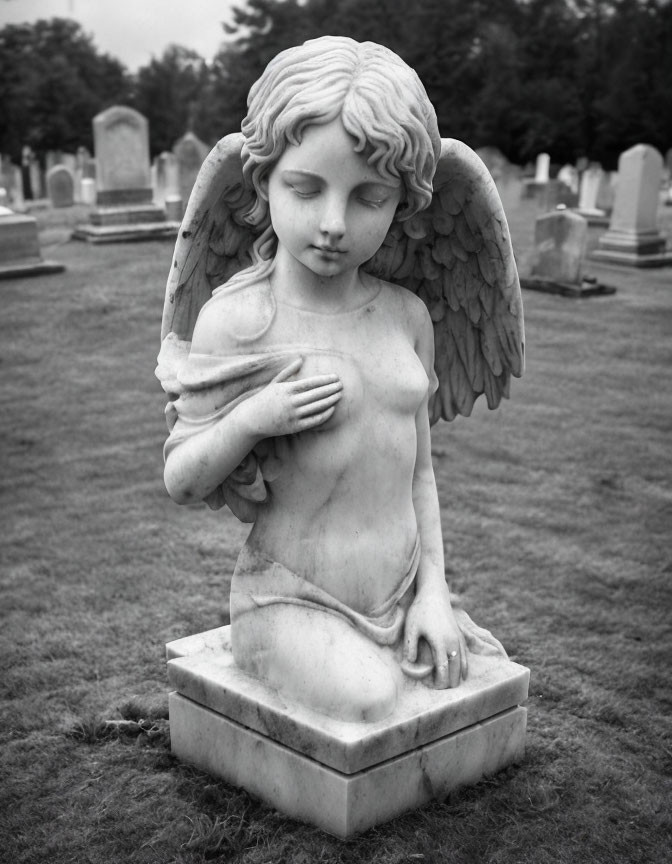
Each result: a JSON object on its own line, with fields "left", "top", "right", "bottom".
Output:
{"left": 319, "top": 195, "right": 346, "bottom": 240}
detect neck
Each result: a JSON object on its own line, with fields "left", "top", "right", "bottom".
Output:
{"left": 270, "top": 246, "right": 365, "bottom": 314}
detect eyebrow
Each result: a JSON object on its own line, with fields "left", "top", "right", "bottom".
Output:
{"left": 280, "top": 169, "right": 400, "bottom": 189}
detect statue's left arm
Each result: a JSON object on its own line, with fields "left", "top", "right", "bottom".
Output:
{"left": 403, "top": 306, "right": 468, "bottom": 688}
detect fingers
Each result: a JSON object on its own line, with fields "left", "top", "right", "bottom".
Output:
{"left": 433, "top": 643, "right": 465, "bottom": 689}
{"left": 297, "top": 392, "right": 342, "bottom": 418}
{"left": 273, "top": 357, "right": 303, "bottom": 383}
{"left": 294, "top": 379, "right": 343, "bottom": 408}
{"left": 294, "top": 405, "right": 337, "bottom": 431}
{"left": 404, "top": 620, "right": 419, "bottom": 663}
{"left": 292, "top": 373, "right": 341, "bottom": 393}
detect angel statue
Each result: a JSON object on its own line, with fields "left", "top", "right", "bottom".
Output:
{"left": 157, "top": 36, "right": 524, "bottom": 724}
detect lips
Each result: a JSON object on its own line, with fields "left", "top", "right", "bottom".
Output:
{"left": 313, "top": 245, "right": 346, "bottom": 257}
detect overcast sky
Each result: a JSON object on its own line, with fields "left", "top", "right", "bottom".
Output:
{"left": 0, "top": 0, "right": 242, "bottom": 70}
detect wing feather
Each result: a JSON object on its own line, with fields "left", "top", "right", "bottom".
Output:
{"left": 364, "top": 137, "right": 524, "bottom": 423}
{"left": 160, "top": 133, "right": 258, "bottom": 346}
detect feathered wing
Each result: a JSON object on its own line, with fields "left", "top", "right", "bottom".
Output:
{"left": 365, "top": 138, "right": 524, "bottom": 423}
{"left": 157, "top": 132, "right": 259, "bottom": 397}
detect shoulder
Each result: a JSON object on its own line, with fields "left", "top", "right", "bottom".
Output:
{"left": 191, "top": 273, "right": 275, "bottom": 355}
{"left": 375, "top": 279, "right": 432, "bottom": 342}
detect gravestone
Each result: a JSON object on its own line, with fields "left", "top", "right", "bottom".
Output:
{"left": 521, "top": 209, "right": 615, "bottom": 297}
{"left": 535, "top": 153, "right": 550, "bottom": 183}
{"left": 522, "top": 152, "right": 551, "bottom": 200}
{"left": 152, "top": 151, "right": 180, "bottom": 208}
{"left": 46, "top": 165, "right": 75, "bottom": 208}
{"left": 0, "top": 206, "right": 65, "bottom": 279}
{"left": 73, "top": 106, "right": 179, "bottom": 243}
{"left": 173, "top": 132, "right": 210, "bottom": 218}
{"left": 80, "top": 178, "right": 97, "bottom": 206}
{"left": 557, "top": 164, "right": 579, "bottom": 195}
{"left": 592, "top": 144, "right": 672, "bottom": 267}
{"left": 575, "top": 165, "right": 610, "bottom": 225}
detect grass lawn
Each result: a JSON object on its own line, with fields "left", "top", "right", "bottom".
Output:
{"left": 0, "top": 199, "right": 670, "bottom": 863}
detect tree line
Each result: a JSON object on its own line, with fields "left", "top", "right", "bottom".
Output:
{"left": 1, "top": 0, "right": 670, "bottom": 171}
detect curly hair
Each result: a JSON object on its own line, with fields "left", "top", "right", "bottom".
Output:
{"left": 241, "top": 36, "right": 440, "bottom": 230}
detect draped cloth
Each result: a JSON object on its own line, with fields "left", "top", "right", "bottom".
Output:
{"left": 230, "top": 536, "right": 421, "bottom": 648}
{"left": 156, "top": 331, "right": 302, "bottom": 519}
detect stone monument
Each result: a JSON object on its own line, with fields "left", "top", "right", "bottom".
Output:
{"left": 592, "top": 144, "right": 672, "bottom": 267}
{"left": 73, "top": 106, "right": 179, "bottom": 243}
{"left": 157, "top": 36, "right": 528, "bottom": 838}
{"left": 575, "top": 165, "right": 611, "bottom": 225}
{"left": 46, "top": 164, "right": 75, "bottom": 208}
{"left": 522, "top": 152, "right": 550, "bottom": 200}
{"left": 0, "top": 206, "right": 65, "bottom": 279}
{"left": 173, "top": 131, "right": 210, "bottom": 218}
{"left": 521, "top": 208, "right": 615, "bottom": 297}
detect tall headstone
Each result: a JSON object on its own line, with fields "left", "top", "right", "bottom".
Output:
{"left": 575, "top": 165, "right": 610, "bottom": 225}
{"left": 153, "top": 151, "right": 180, "bottom": 208}
{"left": 522, "top": 152, "right": 551, "bottom": 201}
{"left": 46, "top": 165, "right": 75, "bottom": 208}
{"left": 73, "top": 106, "right": 179, "bottom": 243}
{"left": 94, "top": 106, "right": 152, "bottom": 205}
{"left": 0, "top": 206, "right": 65, "bottom": 279}
{"left": 173, "top": 132, "right": 209, "bottom": 217}
{"left": 592, "top": 144, "right": 672, "bottom": 267}
{"left": 535, "top": 153, "right": 550, "bottom": 183}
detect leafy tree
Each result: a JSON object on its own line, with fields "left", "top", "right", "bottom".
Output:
{"left": 0, "top": 18, "right": 130, "bottom": 161}
{"left": 132, "top": 45, "right": 209, "bottom": 155}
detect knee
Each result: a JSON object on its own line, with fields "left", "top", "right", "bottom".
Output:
{"left": 337, "top": 662, "right": 398, "bottom": 723}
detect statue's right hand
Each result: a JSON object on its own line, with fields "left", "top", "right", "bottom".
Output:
{"left": 239, "top": 358, "right": 343, "bottom": 438}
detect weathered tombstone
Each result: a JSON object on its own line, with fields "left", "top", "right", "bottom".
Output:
{"left": 557, "top": 164, "right": 579, "bottom": 195}
{"left": 28, "top": 154, "right": 44, "bottom": 201}
{"left": 80, "top": 178, "right": 97, "bottom": 206}
{"left": 173, "top": 132, "right": 209, "bottom": 217}
{"left": 0, "top": 206, "right": 65, "bottom": 279}
{"left": 46, "top": 165, "right": 75, "bottom": 208}
{"left": 535, "top": 153, "right": 550, "bottom": 183}
{"left": 592, "top": 144, "right": 672, "bottom": 266}
{"left": 152, "top": 151, "right": 180, "bottom": 207}
{"left": 73, "top": 106, "right": 178, "bottom": 242}
{"left": 522, "top": 208, "right": 615, "bottom": 296}
{"left": 576, "top": 165, "right": 610, "bottom": 225}
{"left": 522, "top": 152, "right": 551, "bottom": 200}
{"left": 8, "top": 164, "right": 24, "bottom": 210}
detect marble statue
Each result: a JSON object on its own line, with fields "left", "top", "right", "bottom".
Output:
{"left": 157, "top": 36, "right": 524, "bottom": 725}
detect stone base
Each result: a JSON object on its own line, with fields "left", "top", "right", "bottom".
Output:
{"left": 574, "top": 207, "right": 610, "bottom": 227}
{"left": 72, "top": 220, "right": 180, "bottom": 244}
{"left": 166, "top": 626, "right": 529, "bottom": 837}
{"left": 591, "top": 228, "right": 672, "bottom": 267}
{"left": 591, "top": 247, "right": 672, "bottom": 268}
{"left": 521, "top": 276, "right": 616, "bottom": 298}
{"left": 171, "top": 693, "right": 527, "bottom": 838}
{"left": 89, "top": 204, "right": 166, "bottom": 227}
{"left": 0, "top": 259, "right": 65, "bottom": 280}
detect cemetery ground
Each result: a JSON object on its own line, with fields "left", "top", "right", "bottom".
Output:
{"left": 1, "top": 200, "right": 671, "bottom": 864}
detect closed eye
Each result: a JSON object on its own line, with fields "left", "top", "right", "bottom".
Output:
{"left": 357, "top": 182, "right": 398, "bottom": 208}
{"left": 290, "top": 186, "right": 320, "bottom": 199}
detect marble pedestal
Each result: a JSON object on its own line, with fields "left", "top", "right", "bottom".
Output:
{"left": 591, "top": 228, "right": 672, "bottom": 267}
{"left": 0, "top": 212, "right": 65, "bottom": 279}
{"left": 166, "top": 626, "right": 529, "bottom": 838}
{"left": 73, "top": 188, "right": 179, "bottom": 243}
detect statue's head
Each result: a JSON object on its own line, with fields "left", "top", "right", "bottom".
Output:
{"left": 241, "top": 36, "right": 440, "bottom": 229}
